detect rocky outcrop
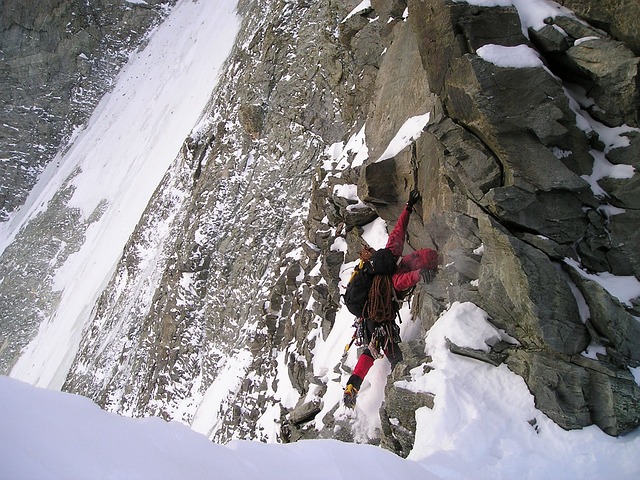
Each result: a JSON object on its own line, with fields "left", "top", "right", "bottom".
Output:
{"left": 283, "top": 0, "right": 640, "bottom": 451}
{"left": 530, "top": 15, "right": 639, "bottom": 128}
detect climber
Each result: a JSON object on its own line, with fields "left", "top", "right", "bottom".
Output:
{"left": 343, "top": 189, "right": 438, "bottom": 409}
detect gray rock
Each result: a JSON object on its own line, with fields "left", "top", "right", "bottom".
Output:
{"left": 507, "top": 350, "right": 640, "bottom": 436}
{"left": 446, "top": 338, "right": 508, "bottom": 367}
{"left": 456, "top": 4, "right": 527, "bottom": 52}
{"left": 238, "top": 103, "right": 266, "bottom": 138}
{"left": 556, "top": 0, "right": 640, "bottom": 55}
{"left": 359, "top": 158, "right": 399, "bottom": 205}
{"left": 485, "top": 186, "right": 591, "bottom": 246}
{"left": 477, "top": 214, "right": 590, "bottom": 355}
{"left": 380, "top": 339, "right": 434, "bottom": 457}
{"left": 564, "top": 38, "right": 639, "bottom": 126}
{"left": 362, "top": 18, "right": 435, "bottom": 169}
{"left": 606, "top": 130, "right": 640, "bottom": 168}
{"left": 380, "top": 385, "right": 434, "bottom": 457}
{"left": 515, "top": 232, "right": 575, "bottom": 261}
{"left": 552, "top": 14, "right": 607, "bottom": 41}
{"left": 529, "top": 24, "right": 571, "bottom": 55}
{"left": 587, "top": 366, "right": 640, "bottom": 436}
{"left": 568, "top": 270, "right": 640, "bottom": 363}
{"left": 505, "top": 350, "right": 590, "bottom": 429}
{"left": 326, "top": 194, "right": 378, "bottom": 229}
{"left": 289, "top": 400, "right": 322, "bottom": 425}
{"left": 446, "top": 54, "right": 595, "bottom": 185}
{"left": 600, "top": 173, "right": 640, "bottom": 211}
{"left": 428, "top": 114, "right": 502, "bottom": 205}
{"left": 605, "top": 209, "right": 640, "bottom": 277}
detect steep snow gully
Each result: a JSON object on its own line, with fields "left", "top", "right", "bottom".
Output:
{"left": 1, "top": 0, "right": 240, "bottom": 389}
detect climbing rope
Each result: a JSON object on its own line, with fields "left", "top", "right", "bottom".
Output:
{"left": 363, "top": 274, "right": 396, "bottom": 324}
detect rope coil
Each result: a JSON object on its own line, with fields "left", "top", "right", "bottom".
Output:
{"left": 363, "top": 274, "right": 396, "bottom": 323}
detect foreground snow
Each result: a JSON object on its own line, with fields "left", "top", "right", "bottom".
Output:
{"left": 0, "top": 375, "right": 431, "bottom": 480}
{"left": 2, "top": 300, "right": 638, "bottom": 480}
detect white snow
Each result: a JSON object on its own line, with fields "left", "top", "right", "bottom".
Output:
{"left": 2, "top": 299, "right": 639, "bottom": 479}
{"left": 342, "top": 0, "right": 372, "bottom": 23}
{"left": 477, "top": 44, "right": 543, "bottom": 68}
{"left": 6, "top": 0, "right": 241, "bottom": 390}
{"left": 333, "top": 183, "right": 359, "bottom": 202}
{"left": 377, "top": 112, "right": 430, "bottom": 162}
{"left": 405, "top": 302, "right": 640, "bottom": 479}
{"left": 190, "top": 350, "right": 252, "bottom": 440}
{"left": 511, "top": 0, "right": 575, "bottom": 33}
{"left": 565, "top": 258, "right": 640, "bottom": 307}
{"left": 0, "top": 375, "right": 432, "bottom": 480}
{"left": 581, "top": 149, "right": 636, "bottom": 197}
{"left": 323, "top": 124, "right": 369, "bottom": 171}
{"left": 575, "top": 36, "right": 600, "bottom": 46}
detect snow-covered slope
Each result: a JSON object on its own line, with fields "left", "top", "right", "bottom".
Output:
{"left": 0, "top": 375, "right": 431, "bottom": 480}
{"left": 0, "top": 0, "right": 240, "bottom": 388}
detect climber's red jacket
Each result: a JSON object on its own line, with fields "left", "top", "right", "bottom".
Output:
{"left": 385, "top": 206, "right": 438, "bottom": 291}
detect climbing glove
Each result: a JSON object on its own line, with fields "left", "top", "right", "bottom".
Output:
{"left": 420, "top": 268, "right": 436, "bottom": 284}
{"left": 407, "top": 189, "right": 421, "bottom": 211}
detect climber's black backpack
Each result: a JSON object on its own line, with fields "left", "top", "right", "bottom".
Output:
{"left": 343, "top": 248, "right": 397, "bottom": 318}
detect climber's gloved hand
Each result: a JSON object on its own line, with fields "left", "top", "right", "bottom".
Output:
{"left": 420, "top": 268, "right": 436, "bottom": 284}
{"left": 407, "top": 189, "right": 421, "bottom": 211}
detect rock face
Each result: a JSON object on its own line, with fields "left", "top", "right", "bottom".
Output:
{"left": 558, "top": 0, "right": 640, "bottom": 55}
{"left": 3, "top": 0, "right": 639, "bottom": 460}
{"left": 0, "top": 0, "right": 175, "bottom": 221}
{"left": 62, "top": 0, "right": 376, "bottom": 436}
{"left": 277, "top": 0, "right": 640, "bottom": 449}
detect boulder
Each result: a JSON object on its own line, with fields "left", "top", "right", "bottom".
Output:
{"left": 326, "top": 193, "right": 378, "bottom": 229}
{"left": 600, "top": 173, "right": 640, "bottom": 212}
{"left": 477, "top": 214, "right": 590, "bottom": 355}
{"left": 380, "top": 339, "right": 435, "bottom": 457}
{"left": 552, "top": 14, "right": 607, "bottom": 41}
{"left": 564, "top": 38, "right": 639, "bottom": 126}
{"left": 446, "top": 54, "right": 595, "bottom": 184}
{"left": 359, "top": 158, "right": 399, "bottom": 205}
{"left": 371, "top": 0, "right": 409, "bottom": 21}
{"left": 238, "top": 103, "right": 265, "bottom": 138}
{"left": 485, "top": 186, "right": 591, "bottom": 246}
{"left": 427, "top": 113, "right": 502, "bottom": 205}
{"left": 605, "top": 209, "right": 640, "bottom": 277}
{"left": 506, "top": 349, "right": 640, "bottom": 435}
{"left": 529, "top": 24, "right": 571, "bottom": 56}
{"left": 289, "top": 400, "right": 322, "bottom": 426}
{"left": 606, "top": 130, "right": 640, "bottom": 168}
{"left": 407, "top": 1, "right": 524, "bottom": 91}
{"left": 456, "top": 4, "right": 527, "bottom": 52}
